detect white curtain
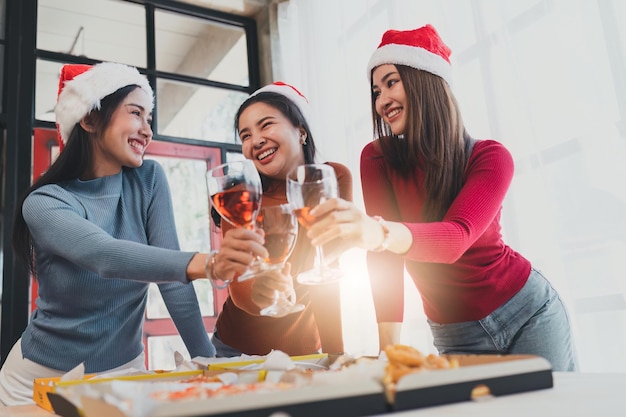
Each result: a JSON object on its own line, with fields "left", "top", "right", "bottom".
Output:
{"left": 274, "top": 0, "right": 626, "bottom": 373}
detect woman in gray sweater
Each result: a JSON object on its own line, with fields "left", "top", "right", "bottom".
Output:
{"left": 0, "top": 62, "right": 218, "bottom": 405}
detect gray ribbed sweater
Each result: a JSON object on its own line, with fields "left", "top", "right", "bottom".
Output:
{"left": 20, "top": 159, "right": 215, "bottom": 372}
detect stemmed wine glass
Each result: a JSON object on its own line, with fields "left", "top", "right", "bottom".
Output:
{"left": 206, "top": 159, "right": 262, "bottom": 281}
{"left": 286, "top": 164, "right": 343, "bottom": 285}
{"left": 255, "top": 204, "right": 305, "bottom": 317}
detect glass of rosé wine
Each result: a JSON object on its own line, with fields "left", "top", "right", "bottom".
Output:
{"left": 254, "top": 204, "right": 304, "bottom": 317}
{"left": 286, "top": 164, "right": 343, "bottom": 285}
{"left": 206, "top": 159, "right": 262, "bottom": 281}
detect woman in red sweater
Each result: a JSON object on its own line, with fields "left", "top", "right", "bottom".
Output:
{"left": 206, "top": 82, "right": 352, "bottom": 357}
{"left": 307, "top": 24, "right": 576, "bottom": 371}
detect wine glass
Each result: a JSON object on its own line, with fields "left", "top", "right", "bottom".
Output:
{"left": 286, "top": 164, "right": 343, "bottom": 285}
{"left": 206, "top": 159, "right": 262, "bottom": 281}
{"left": 256, "top": 204, "right": 298, "bottom": 272}
{"left": 256, "top": 204, "right": 305, "bottom": 317}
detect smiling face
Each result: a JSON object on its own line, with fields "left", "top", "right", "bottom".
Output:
{"left": 372, "top": 64, "right": 408, "bottom": 136}
{"left": 238, "top": 101, "right": 306, "bottom": 180}
{"left": 85, "top": 87, "right": 153, "bottom": 178}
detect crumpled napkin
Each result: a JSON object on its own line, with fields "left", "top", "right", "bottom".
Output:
{"left": 261, "top": 350, "right": 296, "bottom": 371}
{"left": 192, "top": 349, "right": 299, "bottom": 371}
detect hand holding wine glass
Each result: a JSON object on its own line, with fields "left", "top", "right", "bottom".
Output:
{"left": 206, "top": 160, "right": 263, "bottom": 281}
{"left": 287, "top": 164, "right": 343, "bottom": 285}
{"left": 253, "top": 204, "right": 304, "bottom": 317}
{"left": 255, "top": 204, "right": 298, "bottom": 271}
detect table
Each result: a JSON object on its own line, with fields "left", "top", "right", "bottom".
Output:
{"left": 2, "top": 372, "right": 624, "bottom": 417}
{"left": 381, "top": 372, "right": 625, "bottom": 417}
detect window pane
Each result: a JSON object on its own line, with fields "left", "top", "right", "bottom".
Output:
{"left": 35, "top": 59, "right": 63, "bottom": 122}
{"left": 147, "top": 333, "right": 212, "bottom": 370}
{"left": 37, "top": 0, "right": 146, "bottom": 67}
{"left": 148, "top": 156, "right": 212, "bottom": 253}
{"left": 156, "top": 78, "right": 248, "bottom": 142}
{"left": 146, "top": 279, "right": 214, "bottom": 319}
{"left": 173, "top": 0, "right": 265, "bottom": 17}
{"left": 227, "top": 152, "right": 246, "bottom": 163}
{"left": 155, "top": 9, "right": 250, "bottom": 86}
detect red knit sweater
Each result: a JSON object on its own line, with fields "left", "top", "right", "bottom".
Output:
{"left": 215, "top": 162, "right": 352, "bottom": 355}
{"left": 361, "top": 139, "right": 531, "bottom": 324}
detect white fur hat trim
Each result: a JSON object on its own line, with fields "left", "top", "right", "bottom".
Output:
{"left": 251, "top": 82, "right": 311, "bottom": 123}
{"left": 55, "top": 62, "right": 154, "bottom": 144}
{"left": 367, "top": 43, "right": 453, "bottom": 86}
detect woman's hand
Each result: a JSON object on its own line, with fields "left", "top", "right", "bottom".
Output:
{"left": 307, "top": 198, "right": 387, "bottom": 257}
{"left": 307, "top": 198, "right": 412, "bottom": 259}
{"left": 250, "top": 264, "right": 294, "bottom": 310}
{"left": 212, "top": 227, "right": 268, "bottom": 282}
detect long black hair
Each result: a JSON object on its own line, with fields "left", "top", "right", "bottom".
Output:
{"left": 371, "top": 66, "right": 474, "bottom": 221}
{"left": 235, "top": 91, "right": 317, "bottom": 169}
{"left": 12, "top": 85, "right": 141, "bottom": 274}
{"left": 211, "top": 91, "right": 318, "bottom": 228}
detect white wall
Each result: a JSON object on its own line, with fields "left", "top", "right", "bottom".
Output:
{"left": 275, "top": 0, "right": 626, "bottom": 372}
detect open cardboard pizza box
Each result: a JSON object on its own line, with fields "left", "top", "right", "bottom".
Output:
{"left": 41, "top": 353, "right": 552, "bottom": 417}
{"left": 391, "top": 353, "right": 553, "bottom": 411}
{"left": 45, "top": 370, "right": 388, "bottom": 417}
{"left": 34, "top": 369, "right": 211, "bottom": 413}
{"left": 39, "top": 352, "right": 388, "bottom": 417}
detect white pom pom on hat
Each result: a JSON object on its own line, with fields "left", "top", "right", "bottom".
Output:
{"left": 366, "top": 24, "right": 453, "bottom": 86}
{"left": 250, "top": 81, "right": 311, "bottom": 123}
{"left": 55, "top": 62, "right": 154, "bottom": 144}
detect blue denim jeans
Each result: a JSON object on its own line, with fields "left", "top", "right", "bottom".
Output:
{"left": 427, "top": 268, "right": 577, "bottom": 371}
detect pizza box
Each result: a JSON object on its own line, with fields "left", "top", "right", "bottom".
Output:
{"left": 44, "top": 369, "right": 388, "bottom": 417}
{"left": 33, "top": 369, "right": 204, "bottom": 412}
{"left": 392, "top": 354, "right": 553, "bottom": 411}
{"left": 35, "top": 351, "right": 321, "bottom": 413}
{"left": 34, "top": 368, "right": 265, "bottom": 413}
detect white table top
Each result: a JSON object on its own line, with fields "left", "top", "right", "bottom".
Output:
{"left": 2, "top": 372, "right": 624, "bottom": 417}
{"left": 381, "top": 372, "right": 626, "bottom": 417}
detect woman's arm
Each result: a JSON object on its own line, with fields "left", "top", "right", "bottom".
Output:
{"left": 400, "top": 140, "right": 515, "bottom": 263}
{"left": 378, "top": 322, "right": 402, "bottom": 350}
{"left": 24, "top": 187, "right": 193, "bottom": 283}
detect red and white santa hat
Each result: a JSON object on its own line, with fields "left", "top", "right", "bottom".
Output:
{"left": 55, "top": 62, "right": 154, "bottom": 145}
{"left": 366, "top": 24, "right": 452, "bottom": 86}
{"left": 250, "top": 81, "right": 310, "bottom": 122}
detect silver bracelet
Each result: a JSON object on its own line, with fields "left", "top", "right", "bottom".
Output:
{"left": 205, "top": 250, "right": 232, "bottom": 289}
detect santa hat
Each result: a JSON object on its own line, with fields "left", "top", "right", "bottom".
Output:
{"left": 55, "top": 62, "right": 154, "bottom": 145}
{"left": 366, "top": 24, "right": 452, "bottom": 86}
{"left": 250, "top": 81, "right": 310, "bottom": 122}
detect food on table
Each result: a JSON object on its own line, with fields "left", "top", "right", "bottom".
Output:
{"left": 382, "top": 344, "right": 458, "bottom": 402}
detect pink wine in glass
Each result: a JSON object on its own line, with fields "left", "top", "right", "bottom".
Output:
{"left": 211, "top": 187, "right": 260, "bottom": 228}
{"left": 293, "top": 207, "right": 329, "bottom": 230}
{"left": 263, "top": 232, "right": 297, "bottom": 264}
